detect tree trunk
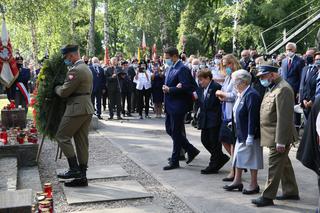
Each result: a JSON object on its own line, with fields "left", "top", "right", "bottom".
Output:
{"left": 159, "top": 0, "right": 168, "bottom": 49}
{"left": 71, "top": 0, "right": 78, "bottom": 42}
{"left": 103, "top": 0, "right": 109, "bottom": 48}
{"left": 88, "top": 0, "right": 96, "bottom": 57}
{"left": 316, "top": 27, "right": 320, "bottom": 51}
{"left": 30, "top": 21, "right": 38, "bottom": 65}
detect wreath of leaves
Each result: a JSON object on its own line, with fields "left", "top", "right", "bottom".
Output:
{"left": 33, "top": 53, "right": 68, "bottom": 139}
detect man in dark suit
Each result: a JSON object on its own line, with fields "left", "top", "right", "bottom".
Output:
{"left": 105, "top": 57, "right": 122, "bottom": 120}
{"left": 89, "top": 57, "right": 106, "bottom": 119}
{"left": 196, "top": 69, "right": 230, "bottom": 174}
{"left": 281, "top": 42, "right": 305, "bottom": 130}
{"left": 162, "top": 47, "right": 200, "bottom": 170}
{"left": 240, "top": 49, "right": 253, "bottom": 71}
{"left": 7, "top": 56, "right": 31, "bottom": 112}
{"left": 299, "top": 51, "right": 318, "bottom": 119}
{"left": 127, "top": 59, "right": 138, "bottom": 113}
{"left": 119, "top": 61, "right": 133, "bottom": 117}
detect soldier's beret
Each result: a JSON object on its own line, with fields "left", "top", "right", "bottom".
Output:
{"left": 256, "top": 61, "right": 279, "bottom": 77}
{"left": 61, "top": 44, "right": 79, "bottom": 56}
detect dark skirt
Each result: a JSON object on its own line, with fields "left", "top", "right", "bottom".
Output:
{"left": 219, "top": 119, "right": 235, "bottom": 145}
{"left": 152, "top": 87, "right": 164, "bottom": 104}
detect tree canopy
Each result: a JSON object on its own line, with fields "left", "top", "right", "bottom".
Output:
{"left": 1, "top": 0, "right": 319, "bottom": 61}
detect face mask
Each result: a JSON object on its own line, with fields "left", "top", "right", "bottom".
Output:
{"left": 260, "top": 79, "right": 271, "bottom": 87}
{"left": 287, "top": 51, "right": 294, "bottom": 58}
{"left": 192, "top": 65, "right": 200, "bottom": 70}
{"left": 214, "top": 59, "right": 221, "bottom": 65}
{"left": 165, "top": 59, "right": 173, "bottom": 67}
{"left": 306, "top": 56, "right": 314, "bottom": 65}
{"left": 226, "top": 67, "right": 232, "bottom": 76}
{"left": 200, "top": 64, "right": 206, "bottom": 69}
{"left": 17, "top": 63, "right": 23, "bottom": 68}
{"left": 64, "top": 59, "right": 73, "bottom": 66}
{"left": 315, "top": 60, "right": 320, "bottom": 66}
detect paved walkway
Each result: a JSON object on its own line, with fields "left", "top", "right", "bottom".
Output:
{"left": 98, "top": 116, "right": 318, "bottom": 213}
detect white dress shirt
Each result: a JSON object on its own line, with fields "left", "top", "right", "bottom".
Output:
{"left": 134, "top": 70, "right": 152, "bottom": 90}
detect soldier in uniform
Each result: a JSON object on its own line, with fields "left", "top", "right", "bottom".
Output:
{"left": 55, "top": 44, "right": 94, "bottom": 187}
{"left": 252, "top": 62, "right": 299, "bottom": 207}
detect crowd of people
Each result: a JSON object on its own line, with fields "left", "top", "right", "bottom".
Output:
{"left": 6, "top": 42, "right": 320, "bottom": 210}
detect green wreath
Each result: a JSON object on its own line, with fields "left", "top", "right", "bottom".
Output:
{"left": 33, "top": 53, "right": 68, "bottom": 139}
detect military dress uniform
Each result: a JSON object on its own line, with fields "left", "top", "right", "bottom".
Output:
{"left": 252, "top": 64, "right": 299, "bottom": 206}
{"left": 55, "top": 45, "right": 94, "bottom": 187}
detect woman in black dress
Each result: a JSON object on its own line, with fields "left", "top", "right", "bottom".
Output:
{"left": 151, "top": 63, "right": 165, "bottom": 118}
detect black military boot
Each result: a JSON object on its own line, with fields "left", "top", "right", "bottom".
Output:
{"left": 64, "top": 165, "right": 88, "bottom": 187}
{"left": 57, "top": 156, "right": 82, "bottom": 179}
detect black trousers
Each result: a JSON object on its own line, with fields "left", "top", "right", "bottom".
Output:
{"left": 165, "top": 113, "right": 197, "bottom": 164}
{"left": 102, "top": 90, "right": 108, "bottom": 110}
{"left": 108, "top": 91, "right": 121, "bottom": 117}
{"left": 131, "top": 89, "right": 138, "bottom": 112}
{"left": 91, "top": 90, "right": 102, "bottom": 116}
{"left": 121, "top": 92, "right": 132, "bottom": 115}
{"left": 201, "top": 127, "right": 224, "bottom": 167}
{"left": 137, "top": 88, "right": 151, "bottom": 116}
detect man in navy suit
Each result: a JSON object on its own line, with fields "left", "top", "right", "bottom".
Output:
{"left": 162, "top": 47, "right": 200, "bottom": 170}
{"left": 281, "top": 42, "right": 305, "bottom": 129}
{"left": 6, "top": 56, "right": 31, "bottom": 112}
{"left": 299, "top": 51, "right": 318, "bottom": 119}
{"left": 89, "top": 57, "right": 106, "bottom": 119}
{"left": 196, "top": 70, "right": 230, "bottom": 174}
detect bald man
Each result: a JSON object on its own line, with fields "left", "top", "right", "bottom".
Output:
{"left": 240, "top": 50, "right": 253, "bottom": 71}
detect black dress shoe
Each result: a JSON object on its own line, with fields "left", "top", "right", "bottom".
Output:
{"left": 252, "top": 196, "right": 274, "bottom": 207}
{"left": 222, "top": 177, "right": 234, "bottom": 182}
{"left": 117, "top": 116, "right": 123, "bottom": 120}
{"left": 242, "top": 186, "right": 260, "bottom": 195}
{"left": 223, "top": 183, "right": 243, "bottom": 191}
{"left": 97, "top": 115, "right": 103, "bottom": 120}
{"left": 186, "top": 149, "right": 200, "bottom": 164}
{"left": 57, "top": 169, "right": 82, "bottom": 179}
{"left": 64, "top": 178, "right": 88, "bottom": 187}
{"left": 167, "top": 156, "right": 186, "bottom": 162}
{"left": 275, "top": 195, "right": 300, "bottom": 200}
{"left": 201, "top": 167, "right": 218, "bottom": 174}
{"left": 163, "top": 163, "right": 180, "bottom": 170}
{"left": 109, "top": 116, "right": 114, "bottom": 120}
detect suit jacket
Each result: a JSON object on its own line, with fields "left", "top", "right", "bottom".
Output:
{"left": 260, "top": 77, "right": 298, "bottom": 147}
{"left": 297, "top": 97, "right": 320, "bottom": 176}
{"left": 281, "top": 55, "right": 305, "bottom": 93}
{"left": 235, "top": 86, "right": 261, "bottom": 142}
{"left": 196, "top": 81, "right": 221, "bottom": 129}
{"left": 7, "top": 67, "right": 31, "bottom": 100}
{"left": 55, "top": 60, "right": 94, "bottom": 117}
{"left": 299, "top": 65, "right": 318, "bottom": 103}
{"left": 89, "top": 64, "right": 106, "bottom": 93}
{"left": 164, "top": 60, "right": 197, "bottom": 114}
{"left": 105, "top": 66, "right": 122, "bottom": 93}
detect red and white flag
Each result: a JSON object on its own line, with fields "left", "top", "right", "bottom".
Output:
{"left": 0, "top": 18, "right": 19, "bottom": 87}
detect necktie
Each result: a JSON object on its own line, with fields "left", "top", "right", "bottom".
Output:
{"left": 288, "top": 58, "right": 292, "bottom": 70}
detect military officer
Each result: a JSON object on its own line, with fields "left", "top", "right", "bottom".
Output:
{"left": 252, "top": 62, "right": 299, "bottom": 207}
{"left": 55, "top": 44, "right": 94, "bottom": 187}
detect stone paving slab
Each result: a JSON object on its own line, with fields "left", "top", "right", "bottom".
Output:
{"left": 72, "top": 204, "right": 167, "bottom": 213}
{"left": 63, "top": 180, "right": 153, "bottom": 204}
{"left": 0, "top": 157, "right": 17, "bottom": 191}
{"left": 57, "top": 164, "right": 128, "bottom": 182}
{"left": 0, "top": 189, "right": 32, "bottom": 213}
{"left": 18, "top": 166, "right": 42, "bottom": 197}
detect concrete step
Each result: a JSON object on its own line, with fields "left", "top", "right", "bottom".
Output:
{"left": 17, "top": 166, "right": 42, "bottom": 197}
{"left": 0, "top": 157, "right": 18, "bottom": 191}
{"left": 0, "top": 189, "right": 33, "bottom": 213}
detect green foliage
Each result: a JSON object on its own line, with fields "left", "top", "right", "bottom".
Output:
{"left": 1, "top": 0, "right": 318, "bottom": 59}
{"left": 34, "top": 53, "right": 67, "bottom": 139}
